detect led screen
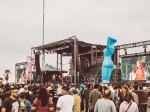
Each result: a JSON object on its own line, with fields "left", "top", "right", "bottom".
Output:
{"left": 121, "top": 55, "right": 150, "bottom": 80}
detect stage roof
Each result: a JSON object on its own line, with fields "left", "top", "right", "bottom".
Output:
{"left": 42, "top": 65, "right": 67, "bottom": 73}
{"left": 31, "top": 36, "right": 106, "bottom": 54}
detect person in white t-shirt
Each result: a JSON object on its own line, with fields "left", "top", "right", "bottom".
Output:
{"left": 56, "top": 86, "right": 74, "bottom": 112}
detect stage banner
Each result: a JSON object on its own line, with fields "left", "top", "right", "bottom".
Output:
{"left": 121, "top": 55, "right": 150, "bottom": 81}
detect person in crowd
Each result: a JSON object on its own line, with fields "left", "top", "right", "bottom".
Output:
{"left": 31, "top": 86, "right": 39, "bottom": 104}
{"left": 120, "top": 86, "right": 130, "bottom": 104}
{"left": 53, "top": 85, "right": 59, "bottom": 112}
{"left": 79, "top": 83, "right": 84, "bottom": 91}
{"left": 133, "top": 84, "right": 148, "bottom": 112}
{"left": 94, "top": 89, "right": 116, "bottom": 112}
{"left": 32, "top": 87, "right": 54, "bottom": 112}
{"left": 56, "top": 86, "right": 74, "bottom": 112}
{"left": 24, "top": 85, "right": 32, "bottom": 102}
{"left": 75, "top": 84, "right": 80, "bottom": 95}
{"left": 71, "top": 89, "right": 81, "bottom": 112}
{"left": 109, "top": 84, "right": 115, "bottom": 101}
{"left": 132, "top": 60, "right": 145, "bottom": 80}
{"left": 131, "top": 85, "right": 139, "bottom": 106}
{"left": 19, "top": 92, "right": 32, "bottom": 112}
{"left": 129, "top": 83, "right": 134, "bottom": 92}
{"left": 89, "top": 84, "right": 103, "bottom": 112}
{"left": 18, "top": 84, "right": 24, "bottom": 94}
{"left": 2, "top": 87, "right": 10, "bottom": 103}
{"left": 113, "top": 86, "right": 119, "bottom": 111}
{"left": 0, "top": 88, "right": 3, "bottom": 111}
{"left": 84, "top": 84, "right": 92, "bottom": 112}
{"left": 119, "top": 92, "right": 138, "bottom": 112}
{"left": 2, "top": 87, "right": 20, "bottom": 112}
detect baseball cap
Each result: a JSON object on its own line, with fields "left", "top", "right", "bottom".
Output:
{"left": 62, "top": 86, "right": 69, "bottom": 92}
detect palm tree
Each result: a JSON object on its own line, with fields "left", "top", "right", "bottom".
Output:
{"left": 3, "top": 69, "right": 11, "bottom": 84}
{"left": 0, "top": 77, "right": 4, "bottom": 85}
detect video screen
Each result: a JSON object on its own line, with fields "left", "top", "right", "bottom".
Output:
{"left": 16, "top": 69, "right": 25, "bottom": 84}
{"left": 121, "top": 55, "right": 150, "bottom": 81}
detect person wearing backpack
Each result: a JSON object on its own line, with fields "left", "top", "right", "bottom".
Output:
{"left": 19, "top": 92, "right": 32, "bottom": 112}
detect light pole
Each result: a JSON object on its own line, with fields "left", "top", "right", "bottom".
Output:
{"left": 74, "top": 36, "right": 76, "bottom": 84}
{"left": 41, "top": 0, "right": 45, "bottom": 84}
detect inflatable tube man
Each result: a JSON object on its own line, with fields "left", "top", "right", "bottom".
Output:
{"left": 102, "top": 37, "right": 117, "bottom": 83}
{"left": 26, "top": 56, "right": 35, "bottom": 81}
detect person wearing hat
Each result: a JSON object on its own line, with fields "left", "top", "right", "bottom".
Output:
{"left": 2, "top": 87, "right": 20, "bottom": 112}
{"left": 56, "top": 86, "right": 74, "bottom": 112}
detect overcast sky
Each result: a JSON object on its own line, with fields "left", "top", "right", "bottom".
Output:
{"left": 0, "top": 0, "right": 150, "bottom": 83}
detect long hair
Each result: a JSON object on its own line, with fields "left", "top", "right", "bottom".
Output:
{"left": 133, "top": 60, "right": 144, "bottom": 74}
{"left": 124, "top": 92, "right": 132, "bottom": 103}
{"left": 38, "top": 87, "right": 49, "bottom": 107}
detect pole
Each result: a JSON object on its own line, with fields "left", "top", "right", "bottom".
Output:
{"left": 60, "top": 53, "right": 62, "bottom": 83}
{"left": 56, "top": 53, "right": 58, "bottom": 82}
{"left": 74, "top": 36, "right": 76, "bottom": 84}
{"left": 41, "top": 0, "right": 45, "bottom": 84}
{"left": 30, "top": 49, "right": 32, "bottom": 84}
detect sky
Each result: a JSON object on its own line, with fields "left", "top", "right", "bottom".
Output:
{"left": 0, "top": 0, "right": 150, "bottom": 83}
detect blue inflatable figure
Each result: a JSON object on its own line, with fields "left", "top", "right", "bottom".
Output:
{"left": 102, "top": 37, "right": 117, "bottom": 83}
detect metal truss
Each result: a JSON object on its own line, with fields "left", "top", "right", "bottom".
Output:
{"left": 116, "top": 40, "right": 150, "bottom": 50}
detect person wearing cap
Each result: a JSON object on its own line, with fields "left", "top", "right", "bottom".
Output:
{"left": 2, "top": 87, "right": 20, "bottom": 112}
{"left": 56, "top": 86, "right": 74, "bottom": 112}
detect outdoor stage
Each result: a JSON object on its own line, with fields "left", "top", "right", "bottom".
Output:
{"left": 15, "top": 36, "right": 150, "bottom": 84}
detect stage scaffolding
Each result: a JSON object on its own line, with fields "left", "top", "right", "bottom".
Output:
{"left": 31, "top": 36, "right": 105, "bottom": 84}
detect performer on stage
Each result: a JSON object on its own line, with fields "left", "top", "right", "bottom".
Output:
{"left": 20, "top": 71, "right": 25, "bottom": 84}
{"left": 132, "top": 60, "right": 145, "bottom": 80}
{"left": 26, "top": 56, "right": 35, "bottom": 81}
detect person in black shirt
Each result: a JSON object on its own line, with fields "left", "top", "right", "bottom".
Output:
{"left": 2, "top": 88, "right": 10, "bottom": 103}
{"left": 2, "top": 87, "right": 20, "bottom": 112}
{"left": 52, "top": 85, "right": 59, "bottom": 111}
{"left": 24, "top": 85, "right": 32, "bottom": 102}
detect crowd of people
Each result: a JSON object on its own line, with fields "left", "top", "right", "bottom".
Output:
{"left": 0, "top": 81, "right": 150, "bottom": 112}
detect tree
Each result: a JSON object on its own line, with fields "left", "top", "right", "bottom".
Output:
{"left": 3, "top": 69, "right": 11, "bottom": 84}
{"left": 0, "top": 77, "right": 4, "bottom": 85}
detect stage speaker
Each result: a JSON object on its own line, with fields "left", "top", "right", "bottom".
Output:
{"left": 35, "top": 54, "right": 41, "bottom": 75}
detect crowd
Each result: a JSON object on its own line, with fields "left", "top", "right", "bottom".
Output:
{"left": 0, "top": 81, "right": 150, "bottom": 112}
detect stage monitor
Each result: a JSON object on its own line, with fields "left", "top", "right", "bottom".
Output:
{"left": 121, "top": 55, "right": 150, "bottom": 81}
